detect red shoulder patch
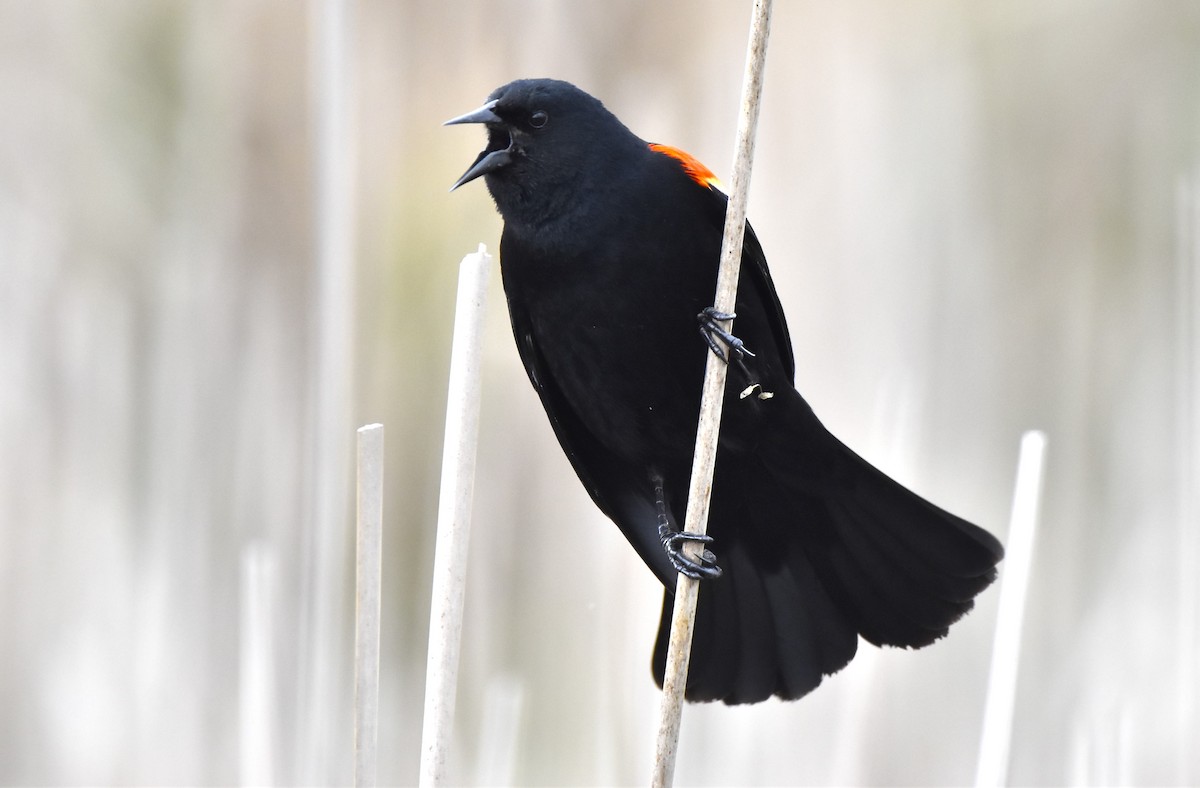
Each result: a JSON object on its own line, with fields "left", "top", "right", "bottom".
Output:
{"left": 649, "top": 143, "right": 723, "bottom": 190}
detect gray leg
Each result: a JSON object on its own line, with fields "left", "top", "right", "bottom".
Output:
{"left": 653, "top": 474, "right": 722, "bottom": 580}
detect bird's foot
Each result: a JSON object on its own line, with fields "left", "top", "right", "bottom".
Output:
{"left": 698, "top": 307, "right": 773, "bottom": 400}
{"left": 697, "top": 307, "right": 754, "bottom": 363}
{"left": 658, "top": 523, "right": 723, "bottom": 580}
{"left": 653, "top": 474, "right": 722, "bottom": 579}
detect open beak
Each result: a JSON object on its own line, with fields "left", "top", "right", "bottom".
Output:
{"left": 445, "top": 99, "right": 513, "bottom": 191}
{"left": 443, "top": 98, "right": 501, "bottom": 127}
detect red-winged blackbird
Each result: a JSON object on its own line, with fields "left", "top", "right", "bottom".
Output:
{"left": 447, "top": 78, "right": 1003, "bottom": 704}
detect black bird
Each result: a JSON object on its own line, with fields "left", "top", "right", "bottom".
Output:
{"left": 447, "top": 78, "right": 1003, "bottom": 704}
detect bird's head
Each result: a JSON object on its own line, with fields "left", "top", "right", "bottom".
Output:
{"left": 445, "top": 78, "right": 641, "bottom": 227}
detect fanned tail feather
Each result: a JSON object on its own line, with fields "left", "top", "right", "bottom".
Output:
{"left": 654, "top": 389, "right": 1003, "bottom": 704}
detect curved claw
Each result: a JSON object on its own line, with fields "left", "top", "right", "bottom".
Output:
{"left": 661, "top": 530, "right": 723, "bottom": 580}
{"left": 702, "top": 307, "right": 736, "bottom": 322}
{"left": 697, "top": 306, "right": 755, "bottom": 363}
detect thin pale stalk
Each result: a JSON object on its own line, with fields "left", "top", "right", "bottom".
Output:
{"left": 354, "top": 424, "right": 385, "bottom": 787}
{"left": 419, "top": 245, "right": 493, "bottom": 787}
{"left": 299, "top": 0, "right": 356, "bottom": 782}
{"left": 239, "top": 542, "right": 278, "bottom": 786}
{"left": 1174, "top": 176, "right": 1199, "bottom": 786}
{"left": 651, "top": 1, "right": 774, "bottom": 785}
{"left": 974, "top": 430, "right": 1047, "bottom": 788}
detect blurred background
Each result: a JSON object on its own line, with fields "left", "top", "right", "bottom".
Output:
{"left": 2, "top": 1, "right": 1198, "bottom": 785}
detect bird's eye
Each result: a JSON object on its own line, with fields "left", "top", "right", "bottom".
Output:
{"left": 529, "top": 110, "right": 549, "bottom": 129}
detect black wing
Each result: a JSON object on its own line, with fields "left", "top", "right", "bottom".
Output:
{"left": 505, "top": 296, "right": 678, "bottom": 586}
{"left": 708, "top": 187, "right": 797, "bottom": 384}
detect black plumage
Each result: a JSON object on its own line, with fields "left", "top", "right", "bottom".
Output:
{"left": 447, "top": 78, "right": 1003, "bottom": 704}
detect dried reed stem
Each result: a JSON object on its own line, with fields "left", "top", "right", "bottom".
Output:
{"left": 354, "top": 423, "right": 384, "bottom": 787}
{"left": 975, "top": 430, "right": 1047, "bottom": 787}
{"left": 419, "top": 245, "right": 493, "bottom": 787}
{"left": 651, "top": 1, "right": 773, "bottom": 785}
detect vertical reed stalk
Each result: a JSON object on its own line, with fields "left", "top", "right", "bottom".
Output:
{"left": 354, "top": 424, "right": 384, "bottom": 787}
{"left": 975, "top": 430, "right": 1048, "bottom": 788}
{"left": 300, "top": 0, "right": 356, "bottom": 781}
{"left": 651, "top": 2, "right": 773, "bottom": 785}
{"left": 419, "top": 245, "right": 493, "bottom": 787}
